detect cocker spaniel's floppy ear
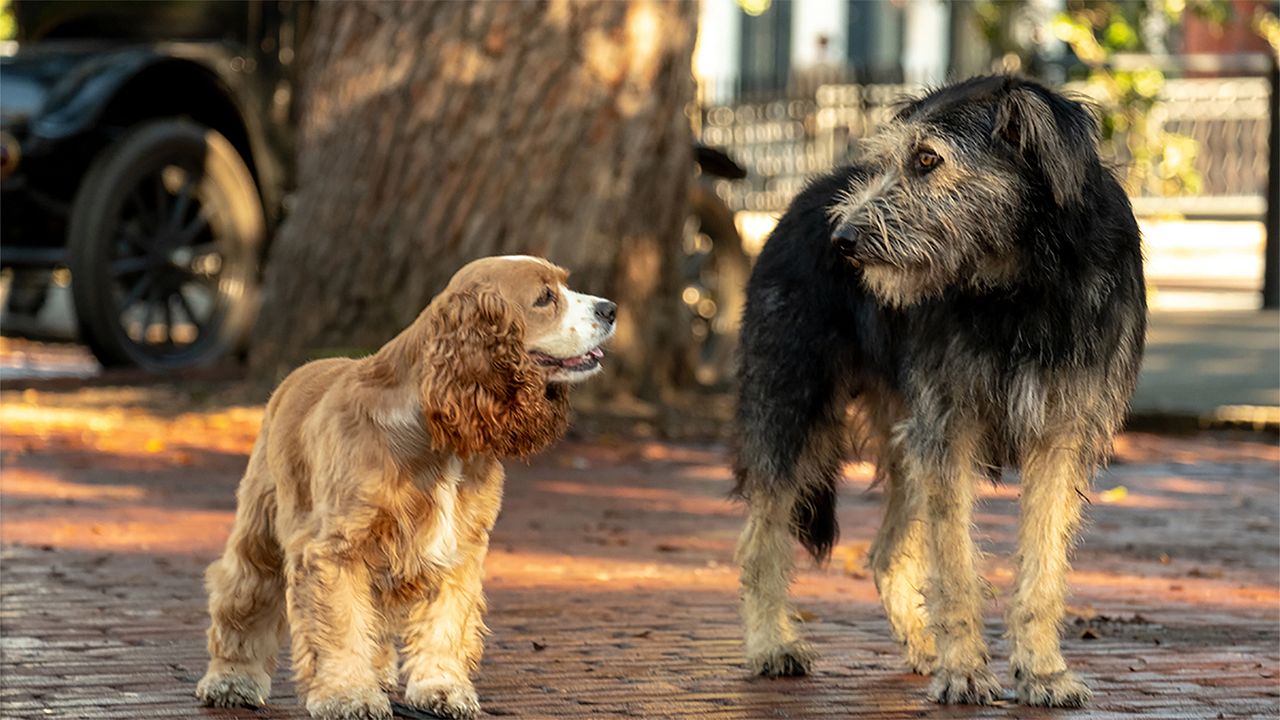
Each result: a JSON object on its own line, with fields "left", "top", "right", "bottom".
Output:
{"left": 420, "top": 285, "right": 569, "bottom": 458}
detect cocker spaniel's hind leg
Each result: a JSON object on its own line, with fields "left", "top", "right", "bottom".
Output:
{"left": 197, "top": 446, "right": 286, "bottom": 709}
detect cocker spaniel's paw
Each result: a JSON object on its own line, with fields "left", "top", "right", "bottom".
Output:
{"left": 195, "top": 668, "right": 270, "bottom": 708}
{"left": 405, "top": 678, "right": 481, "bottom": 720}
{"left": 1014, "top": 669, "right": 1091, "bottom": 708}
{"left": 747, "top": 641, "right": 815, "bottom": 677}
{"left": 927, "top": 666, "right": 1002, "bottom": 705}
{"left": 305, "top": 685, "right": 392, "bottom": 720}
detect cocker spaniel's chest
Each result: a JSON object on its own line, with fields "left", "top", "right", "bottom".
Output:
{"left": 368, "top": 456, "right": 502, "bottom": 599}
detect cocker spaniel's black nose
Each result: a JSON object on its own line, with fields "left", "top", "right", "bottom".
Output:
{"left": 595, "top": 300, "right": 617, "bottom": 325}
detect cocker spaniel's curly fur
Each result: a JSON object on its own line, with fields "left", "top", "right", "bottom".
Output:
{"left": 197, "top": 256, "right": 615, "bottom": 720}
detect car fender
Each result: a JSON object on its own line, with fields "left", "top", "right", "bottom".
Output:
{"left": 22, "top": 44, "right": 281, "bottom": 220}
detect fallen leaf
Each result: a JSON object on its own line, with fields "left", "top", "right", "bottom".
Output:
{"left": 1099, "top": 486, "right": 1128, "bottom": 503}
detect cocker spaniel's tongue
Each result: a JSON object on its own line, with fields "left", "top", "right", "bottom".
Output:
{"left": 532, "top": 347, "right": 604, "bottom": 368}
{"left": 561, "top": 347, "right": 605, "bottom": 367}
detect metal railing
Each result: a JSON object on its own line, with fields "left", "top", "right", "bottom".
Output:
{"left": 698, "top": 77, "right": 1274, "bottom": 220}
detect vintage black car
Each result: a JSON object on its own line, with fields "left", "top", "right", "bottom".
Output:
{"left": 1, "top": 1, "right": 303, "bottom": 369}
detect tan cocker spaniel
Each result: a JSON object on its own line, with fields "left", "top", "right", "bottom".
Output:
{"left": 197, "top": 256, "right": 615, "bottom": 720}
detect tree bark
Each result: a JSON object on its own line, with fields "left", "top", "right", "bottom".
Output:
{"left": 251, "top": 0, "right": 697, "bottom": 399}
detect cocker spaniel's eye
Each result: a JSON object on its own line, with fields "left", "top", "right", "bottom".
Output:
{"left": 533, "top": 286, "right": 556, "bottom": 308}
{"left": 915, "top": 149, "right": 942, "bottom": 173}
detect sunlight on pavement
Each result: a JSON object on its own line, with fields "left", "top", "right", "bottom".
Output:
{"left": 1, "top": 468, "right": 146, "bottom": 501}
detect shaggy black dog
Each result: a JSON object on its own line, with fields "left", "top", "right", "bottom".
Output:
{"left": 732, "top": 75, "right": 1146, "bottom": 708}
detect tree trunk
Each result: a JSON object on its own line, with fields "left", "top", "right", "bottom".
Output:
{"left": 251, "top": 0, "right": 697, "bottom": 400}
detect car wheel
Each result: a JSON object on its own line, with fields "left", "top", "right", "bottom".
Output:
{"left": 68, "top": 119, "right": 263, "bottom": 370}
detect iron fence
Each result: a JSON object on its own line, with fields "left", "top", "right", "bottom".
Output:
{"left": 699, "top": 77, "right": 1274, "bottom": 219}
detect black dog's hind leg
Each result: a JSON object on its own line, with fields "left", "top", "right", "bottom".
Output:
{"left": 734, "top": 293, "right": 852, "bottom": 676}
{"left": 866, "top": 422, "right": 936, "bottom": 675}
{"left": 735, "top": 415, "right": 847, "bottom": 676}
{"left": 736, "top": 487, "right": 815, "bottom": 676}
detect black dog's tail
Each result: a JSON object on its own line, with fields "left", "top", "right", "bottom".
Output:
{"left": 791, "top": 478, "right": 839, "bottom": 561}
{"left": 732, "top": 409, "right": 847, "bottom": 564}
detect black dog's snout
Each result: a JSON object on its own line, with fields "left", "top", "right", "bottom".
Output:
{"left": 832, "top": 226, "right": 859, "bottom": 259}
{"left": 595, "top": 300, "right": 617, "bottom": 324}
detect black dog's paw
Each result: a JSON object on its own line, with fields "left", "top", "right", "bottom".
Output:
{"left": 1015, "top": 670, "right": 1091, "bottom": 708}
{"left": 748, "top": 641, "right": 815, "bottom": 677}
{"left": 927, "top": 667, "right": 1002, "bottom": 705}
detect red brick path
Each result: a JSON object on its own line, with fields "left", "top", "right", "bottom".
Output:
{"left": 1, "top": 389, "right": 1277, "bottom": 718}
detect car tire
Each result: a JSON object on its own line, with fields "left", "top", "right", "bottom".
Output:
{"left": 68, "top": 119, "right": 263, "bottom": 370}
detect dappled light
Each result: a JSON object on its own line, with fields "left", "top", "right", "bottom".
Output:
{"left": 2, "top": 393, "right": 1274, "bottom": 611}
{"left": 534, "top": 479, "right": 740, "bottom": 516}
{"left": 2, "top": 468, "right": 146, "bottom": 502}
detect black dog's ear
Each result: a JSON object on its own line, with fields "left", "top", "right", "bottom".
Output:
{"left": 994, "top": 83, "right": 1099, "bottom": 208}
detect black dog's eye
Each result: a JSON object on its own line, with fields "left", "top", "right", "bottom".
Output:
{"left": 915, "top": 149, "right": 942, "bottom": 173}
{"left": 534, "top": 286, "right": 556, "bottom": 308}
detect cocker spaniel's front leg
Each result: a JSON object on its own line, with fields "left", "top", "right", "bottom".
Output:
{"left": 402, "top": 548, "right": 487, "bottom": 720}
{"left": 286, "top": 546, "right": 391, "bottom": 720}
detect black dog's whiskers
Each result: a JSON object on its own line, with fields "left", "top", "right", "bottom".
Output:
{"left": 732, "top": 75, "right": 1146, "bottom": 709}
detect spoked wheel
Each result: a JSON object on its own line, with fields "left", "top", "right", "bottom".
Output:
{"left": 68, "top": 120, "right": 263, "bottom": 370}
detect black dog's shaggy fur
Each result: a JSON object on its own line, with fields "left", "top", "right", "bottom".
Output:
{"left": 732, "top": 76, "right": 1146, "bottom": 707}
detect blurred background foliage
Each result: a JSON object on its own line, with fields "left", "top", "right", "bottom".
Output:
{"left": 0, "top": 1, "right": 16, "bottom": 41}
{"left": 974, "top": 0, "right": 1238, "bottom": 196}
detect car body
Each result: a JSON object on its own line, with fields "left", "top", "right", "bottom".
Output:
{"left": 1, "top": 1, "right": 303, "bottom": 368}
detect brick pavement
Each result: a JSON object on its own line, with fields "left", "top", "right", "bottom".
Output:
{"left": 0, "top": 387, "right": 1277, "bottom": 719}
